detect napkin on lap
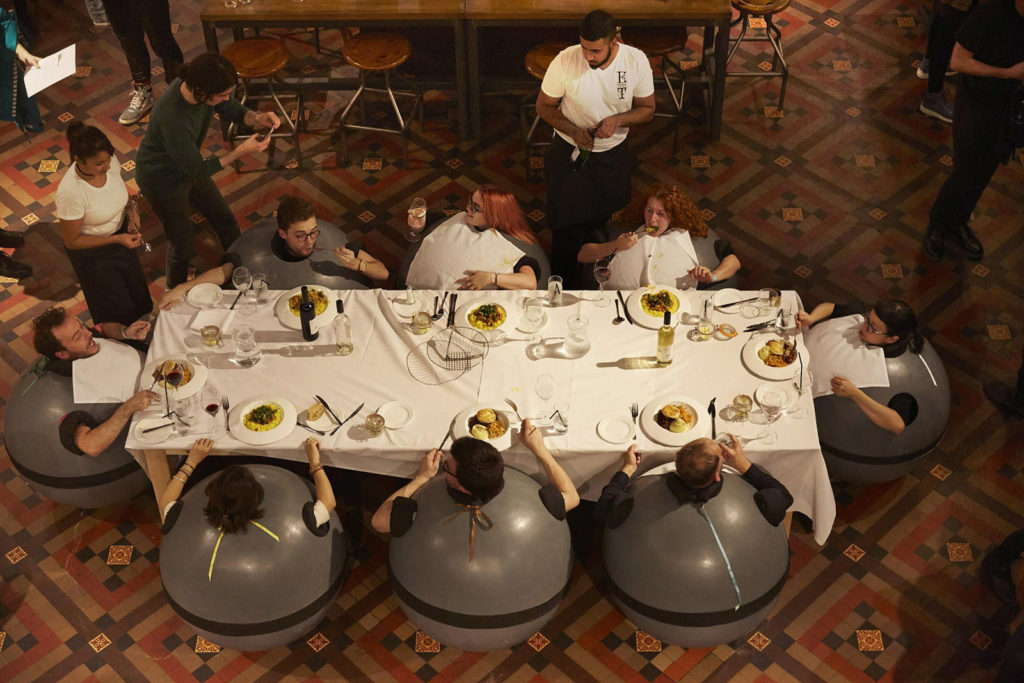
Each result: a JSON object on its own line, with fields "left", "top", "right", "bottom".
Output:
{"left": 189, "top": 308, "right": 237, "bottom": 333}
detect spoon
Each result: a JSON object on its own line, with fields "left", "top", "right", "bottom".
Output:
{"left": 613, "top": 300, "right": 625, "bottom": 324}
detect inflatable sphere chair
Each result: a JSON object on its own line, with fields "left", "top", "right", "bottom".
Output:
{"left": 159, "top": 464, "right": 349, "bottom": 650}
{"left": 387, "top": 468, "right": 572, "bottom": 651}
{"left": 816, "top": 339, "right": 950, "bottom": 484}
{"left": 603, "top": 471, "right": 789, "bottom": 647}
{"left": 3, "top": 361, "right": 149, "bottom": 508}
{"left": 228, "top": 219, "right": 371, "bottom": 291}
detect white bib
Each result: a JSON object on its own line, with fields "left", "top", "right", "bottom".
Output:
{"left": 72, "top": 338, "right": 145, "bottom": 404}
{"left": 605, "top": 229, "right": 700, "bottom": 291}
{"left": 406, "top": 213, "right": 527, "bottom": 290}
{"left": 803, "top": 315, "right": 890, "bottom": 398}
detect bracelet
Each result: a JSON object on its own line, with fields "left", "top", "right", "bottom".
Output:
{"left": 310, "top": 464, "right": 324, "bottom": 476}
{"left": 493, "top": 272, "right": 498, "bottom": 286}
{"left": 712, "top": 273, "right": 718, "bottom": 282}
{"left": 121, "top": 326, "right": 129, "bottom": 339}
{"left": 180, "top": 463, "right": 194, "bottom": 474}
{"left": 173, "top": 472, "right": 188, "bottom": 484}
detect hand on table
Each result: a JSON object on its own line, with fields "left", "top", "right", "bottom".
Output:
{"left": 188, "top": 438, "right": 214, "bottom": 463}
{"left": 519, "top": 418, "right": 546, "bottom": 453}
{"left": 305, "top": 437, "right": 321, "bottom": 465}
{"left": 456, "top": 270, "right": 493, "bottom": 290}
{"left": 718, "top": 434, "right": 750, "bottom": 474}
{"left": 621, "top": 444, "right": 641, "bottom": 477}
{"left": 158, "top": 285, "right": 188, "bottom": 310}
{"left": 795, "top": 311, "right": 813, "bottom": 329}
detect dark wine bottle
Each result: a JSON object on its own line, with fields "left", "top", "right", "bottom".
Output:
{"left": 299, "top": 286, "right": 319, "bottom": 342}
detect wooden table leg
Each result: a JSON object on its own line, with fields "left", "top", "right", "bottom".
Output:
{"left": 710, "top": 18, "right": 729, "bottom": 140}
{"left": 454, "top": 18, "right": 469, "bottom": 140}
{"left": 466, "top": 19, "right": 480, "bottom": 140}
{"left": 144, "top": 449, "right": 171, "bottom": 501}
{"left": 203, "top": 21, "right": 219, "bottom": 53}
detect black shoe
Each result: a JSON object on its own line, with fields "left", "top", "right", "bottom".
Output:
{"left": 923, "top": 224, "right": 944, "bottom": 261}
{"left": 983, "top": 380, "right": 1024, "bottom": 419}
{"left": 949, "top": 224, "right": 983, "bottom": 260}
{"left": 0, "top": 229, "right": 25, "bottom": 248}
{"left": 0, "top": 253, "right": 32, "bottom": 280}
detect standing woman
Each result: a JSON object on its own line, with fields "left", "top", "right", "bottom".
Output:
{"left": 55, "top": 122, "right": 152, "bottom": 325}
{"left": 135, "top": 52, "right": 278, "bottom": 287}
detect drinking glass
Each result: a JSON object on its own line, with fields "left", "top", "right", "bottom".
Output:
{"left": 757, "top": 288, "right": 773, "bottom": 315}
{"left": 232, "top": 266, "right": 252, "bottom": 294}
{"left": 412, "top": 310, "right": 432, "bottom": 335}
{"left": 592, "top": 259, "right": 612, "bottom": 307}
{"left": 200, "top": 325, "right": 222, "bottom": 348}
{"left": 547, "top": 275, "right": 563, "bottom": 307}
{"left": 535, "top": 374, "right": 555, "bottom": 413}
{"left": 760, "top": 390, "right": 783, "bottom": 440}
{"left": 251, "top": 272, "right": 269, "bottom": 304}
{"left": 406, "top": 197, "right": 427, "bottom": 242}
{"left": 522, "top": 297, "right": 543, "bottom": 332}
{"left": 365, "top": 413, "right": 386, "bottom": 436}
{"left": 232, "top": 323, "right": 261, "bottom": 368}
{"left": 565, "top": 314, "right": 590, "bottom": 356}
{"left": 552, "top": 401, "right": 569, "bottom": 435}
{"left": 732, "top": 394, "right": 753, "bottom": 420}
{"left": 695, "top": 298, "right": 714, "bottom": 340}
{"left": 200, "top": 386, "right": 226, "bottom": 435}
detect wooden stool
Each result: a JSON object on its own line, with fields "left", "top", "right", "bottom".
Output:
{"left": 521, "top": 42, "right": 570, "bottom": 160}
{"left": 337, "top": 32, "right": 423, "bottom": 168}
{"left": 727, "top": 0, "right": 791, "bottom": 111}
{"left": 222, "top": 37, "right": 302, "bottom": 170}
{"left": 622, "top": 28, "right": 698, "bottom": 154}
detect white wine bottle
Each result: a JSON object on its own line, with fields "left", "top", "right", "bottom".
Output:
{"left": 656, "top": 311, "right": 674, "bottom": 366}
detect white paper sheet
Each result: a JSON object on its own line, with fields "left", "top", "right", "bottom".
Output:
{"left": 24, "top": 44, "right": 76, "bottom": 98}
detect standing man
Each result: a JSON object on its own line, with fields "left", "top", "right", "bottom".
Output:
{"left": 98, "top": 0, "right": 184, "bottom": 125}
{"left": 536, "top": 10, "right": 655, "bottom": 286}
{"left": 922, "top": 0, "right": 1024, "bottom": 261}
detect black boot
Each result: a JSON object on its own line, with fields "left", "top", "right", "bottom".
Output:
{"left": 922, "top": 224, "right": 944, "bottom": 262}
{"left": 949, "top": 224, "right": 983, "bottom": 260}
{"left": 0, "top": 253, "right": 32, "bottom": 280}
{"left": 983, "top": 380, "right": 1024, "bottom": 419}
{"left": 0, "top": 229, "right": 25, "bottom": 248}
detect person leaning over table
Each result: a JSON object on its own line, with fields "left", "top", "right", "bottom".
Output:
{"left": 536, "top": 9, "right": 655, "bottom": 287}
{"left": 55, "top": 122, "right": 153, "bottom": 326}
{"left": 371, "top": 419, "right": 580, "bottom": 535}
{"left": 577, "top": 183, "right": 741, "bottom": 290}
{"left": 797, "top": 299, "right": 925, "bottom": 434}
{"left": 401, "top": 184, "right": 541, "bottom": 291}
{"left": 31, "top": 306, "right": 157, "bottom": 457}
{"left": 135, "top": 52, "right": 280, "bottom": 288}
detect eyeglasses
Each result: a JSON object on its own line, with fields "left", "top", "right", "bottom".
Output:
{"left": 441, "top": 458, "right": 455, "bottom": 477}
{"left": 466, "top": 200, "right": 482, "bottom": 214}
{"left": 864, "top": 311, "right": 887, "bottom": 336}
{"left": 292, "top": 228, "right": 320, "bottom": 242}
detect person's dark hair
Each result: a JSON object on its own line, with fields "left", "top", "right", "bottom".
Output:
{"left": 179, "top": 53, "right": 238, "bottom": 102}
{"left": 204, "top": 465, "right": 264, "bottom": 533}
{"left": 32, "top": 307, "right": 70, "bottom": 359}
{"left": 276, "top": 195, "right": 317, "bottom": 232}
{"left": 580, "top": 10, "right": 617, "bottom": 42}
{"left": 873, "top": 299, "right": 923, "bottom": 354}
{"left": 450, "top": 437, "right": 504, "bottom": 501}
{"left": 66, "top": 121, "right": 114, "bottom": 162}
{"left": 675, "top": 439, "right": 720, "bottom": 488}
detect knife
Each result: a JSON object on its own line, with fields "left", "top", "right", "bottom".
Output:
{"left": 141, "top": 421, "right": 175, "bottom": 434}
{"left": 338, "top": 402, "right": 365, "bottom": 427}
{"left": 708, "top": 397, "right": 717, "bottom": 440}
{"left": 432, "top": 295, "right": 439, "bottom": 317}
{"left": 437, "top": 431, "right": 452, "bottom": 452}
{"left": 314, "top": 394, "right": 344, "bottom": 426}
{"left": 616, "top": 291, "right": 635, "bottom": 325}
{"left": 716, "top": 296, "right": 758, "bottom": 309}
{"left": 447, "top": 293, "right": 458, "bottom": 327}
{"left": 743, "top": 320, "right": 774, "bottom": 332}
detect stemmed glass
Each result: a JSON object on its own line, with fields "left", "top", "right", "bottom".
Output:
{"left": 231, "top": 266, "right": 253, "bottom": 314}
{"left": 406, "top": 197, "right": 427, "bottom": 242}
{"left": 760, "top": 389, "right": 783, "bottom": 441}
{"left": 535, "top": 374, "right": 555, "bottom": 416}
{"left": 592, "top": 257, "right": 612, "bottom": 308}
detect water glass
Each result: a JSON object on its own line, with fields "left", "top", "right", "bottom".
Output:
{"left": 757, "top": 288, "right": 773, "bottom": 315}
{"left": 565, "top": 314, "right": 590, "bottom": 356}
{"left": 522, "top": 297, "right": 543, "bottom": 332}
{"left": 232, "top": 323, "right": 261, "bottom": 368}
{"left": 761, "top": 390, "right": 783, "bottom": 425}
{"left": 547, "top": 275, "right": 563, "bottom": 307}
{"left": 251, "top": 272, "right": 269, "bottom": 304}
{"left": 535, "top": 374, "right": 555, "bottom": 412}
{"left": 237, "top": 291, "right": 257, "bottom": 317}
{"left": 552, "top": 401, "right": 569, "bottom": 434}
{"left": 232, "top": 266, "right": 252, "bottom": 293}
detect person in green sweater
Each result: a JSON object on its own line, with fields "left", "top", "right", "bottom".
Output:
{"left": 136, "top": 52, "right": 279, "bottom": 287}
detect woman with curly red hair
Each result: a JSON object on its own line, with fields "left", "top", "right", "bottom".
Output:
{"left": 578, "top": 184, "right": 741, "bottom": 290}
{"left": 403, "top": 184, "right": 547, "bottom": 291}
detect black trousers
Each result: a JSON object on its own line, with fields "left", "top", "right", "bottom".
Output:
{"left": 927, "top": 92, "right": 1006, "bottom": 230}
{"left": 545, "top": 135, "right": 632, "bottom": 287}
{"left": 924, "top": 0, "right": 970, "bottom": 94}
{"left": 99, "top": 0, "right": 183, "bottom": 84}
{"left": 64, "top": 222, "right": 152, "bottom": 326}
{"left": 140, "top": 175, "right": 241, "bottom": 288}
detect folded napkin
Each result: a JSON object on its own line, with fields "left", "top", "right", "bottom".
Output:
{"left": 803, "top": 315, "right": 889, "bottom": 397}
{"left": 189, "top": 308, "right": 237, "bottom": 333}
{"left": 376, "top": 290, "right": 418, "bottom": 347}
{"left": 73, "top": 339, "right": 145, "bottom": 403}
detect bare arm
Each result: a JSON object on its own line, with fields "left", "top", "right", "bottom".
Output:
{"left": 950, "top": 44, "right": 1024, "bottom": 80}
{"left": 98, "top": 320, "right": 151, "bottom": 341}
{"left": 370, "top": 450, "right": 441, "bottom": 533}
{"left": 712, "top": 254, "right": 741, "bottom": 281}
{"left": 832, "top": 376, "right": 905, "bottom": 434}
{"left": 76, "top": 390, "right": 158, "bottom": 456}
{"left": 578, "top": 232, "right": 639, "bottom": 264}
{"left": 520, "top": 419, "right": 580, "bottom": 511}
{"left": 159, "top": 262, "right": 234, "bottom": 310}
{"left": 60, "top": 216, "right": 139, "bottom": 250}
{"left": 305, "top": 438, "right": 336, "bottom": 514}
{"left": 535, "top": 91, "right": 595, "bottom": 150}
{"left": 796, "top": 302, "right": 835, "bottom": 329}
{"left": 157, "top": 439, "right": 213, "bottom": 520}
{"left": 355, "top": 249, "right": 390, "bottom": 282}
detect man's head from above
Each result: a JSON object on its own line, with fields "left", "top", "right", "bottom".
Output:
{"left": 276, "top": 195, "right": 319, "bottom": 258}
{"left": 675, "top": 438, "right": 723, "bottom": 489}
{"left": 861, "top": 299, "right": 923, "bottom": 354}
{"left": 32, "top": 307, "right": 100, "bottom": 361}
{"left": 444, "top": 437, "right": 505, "bottom": 501}
{"left": 579, "top": 10, "right": 619, "bottom": 69}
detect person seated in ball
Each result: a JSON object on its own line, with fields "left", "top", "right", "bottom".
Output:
{"left": 577, "top": 184, "right": 741, "bottom": 290}
{"left": 32, "top": 306, "right": 157, "bottom": 457}
{"left": 403, "top": 185, "right": 541, "bottom": 291}
{"left": 595, "top": 436, "right": 792, "bottom": 526}
{"left": 799, "top": 298, "right": 924, "bottom": 434}
{"left": 371, "top": 419, "right": 580, "bottom": 534}
{"left": 158, "top": 437, "right": 337, "bottom": 532}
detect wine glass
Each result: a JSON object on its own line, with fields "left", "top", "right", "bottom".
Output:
{"left": 535, "top": 374, "right": 555, "bottom": 414}
{"left": 522, "top": 297, "right": 543, "bottom": 336}
{"left": 232, "top": 266, "right": 252, "bottom": 293}
{"left": 760, "top": 389, "right": 783, "bottom": 441}
{"left": 592, "top": 258, "right": 612, "bottom": 307}
{"left": 406, "top": 197, "right": 427, "bottom": 242}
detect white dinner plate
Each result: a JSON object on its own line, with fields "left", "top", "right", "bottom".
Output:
{"left": 274, "top": 286, "right": 338, "bottom": 331}
{"left": 300, "top": 406, "right": 335, "bottom": 433}
{"left": 186, "top": 283, "right": 224, "bottom": 309}
{"left": 378, "top": 400, "right": 414, "bottom": 429}
{"left": 639, "top": 394, "right": 708, "bottom": 447}
{"left": 712, "top": 288, "right": 744, "bottom": 314}
{"left": 597, "top": 416, "right": 633, "bottom": 444}
{"left": 741, "top": 335, "right": 799, "bottom": 381}
{"left": 134, "top": 417, "right": 177, "bottom": 445}
{"left": 391, "top": 292, "right": 423, "bottom": 319}
{"left": 143, "top": 356, "right": 209, "bottom": 400}
{"left": 455, "top": 300, "right": 519, "bottom": 340}
{"left": 625, "top": 285, "right": 687, "bottom": 330}
{"left": 754, "top": 383, "right": 799, "bottom": 410}
{"left": 229, "top": 395, "right": 297, "bottom": 445}
{"left": 451, "top": 403, "right": 513, "bottom": 451}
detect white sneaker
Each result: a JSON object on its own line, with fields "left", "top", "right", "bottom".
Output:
{"left": 118, "top": 84, "right": 154, "bottom": 126}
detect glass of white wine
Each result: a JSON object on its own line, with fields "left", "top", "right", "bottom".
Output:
{"left": 406, "top": 197, "right": 427, "bottom": 242}
{"left": 592, "top": 258, "right": 612, "bottom": 308}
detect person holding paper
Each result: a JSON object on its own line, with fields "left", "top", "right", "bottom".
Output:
{"left": 31, "top": 306, "right": 157, "bottom": 457}
{"left": 0, "top": 6, "right": 42, "bottom": 134}
{"left": 577, "top": 184, "right": 741, "bottom": 291}
{"left": 55, "top": 122, "right": 153, "bottom": 326}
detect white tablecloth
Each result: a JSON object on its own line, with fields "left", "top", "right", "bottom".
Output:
{"left": 126, "top": 288, "right": 836, "bottom": 544}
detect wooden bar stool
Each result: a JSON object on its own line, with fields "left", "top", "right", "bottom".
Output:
{"left": 727, "top": 0, "right": 790, "bottom": 111}
{"left": 521, "top": 42, "right": 570, "bottom": 161}
{"left": 622, "top": 28, "right": 697, "bottom": 154}
{"left": 222, "top": 36, "right": 302, "bottom": 170}
{"left": 337, "top": 32, "right": 423, "bottom": 168}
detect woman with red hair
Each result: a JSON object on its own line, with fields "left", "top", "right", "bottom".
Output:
{"left": 578, "top": 184, "right": 741, "bottom": 290}
{"left": 403, "top": 185, "right": 545, "bottom": 291}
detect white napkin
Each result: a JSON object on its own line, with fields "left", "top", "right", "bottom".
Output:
{"left": 72, "top": 338, "right": 145, "bottom": 403}
{"left": 188, "top": 308, "right": 237, "bottom": 333}
{"left": 406, "top": 213, "right": 526, "bottom": 289}
{"left": 803, "top": 315, "right": 890, "bottom": 397}
{"left": 606, "top": 229, "right": 699, "bottom": 291}
{"left": 376, "top": 290, "right": 418, "bottom": 347}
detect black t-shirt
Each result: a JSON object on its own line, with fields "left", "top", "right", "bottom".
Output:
{"left": 956, "top": 0, "right": 1024, "bottom": 105}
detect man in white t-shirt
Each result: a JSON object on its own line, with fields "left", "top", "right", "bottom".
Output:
{"left": 537, "top": 10, "right": 655, "bottom": 286}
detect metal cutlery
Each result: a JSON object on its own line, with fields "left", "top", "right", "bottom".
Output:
{"left": 314, "top": 394, "right": 345, "bottom": 435}
{"left": 432, "top": 295, "right": 439, "bottom": 318}
{"left": 613, "top": 300, "right": 625, "bottom": 324}
{"left": 743, "top": 320, "right": 774, "bottom": 333}
{"left": 504, "top": 397, "right": 524, "bottom": 422}
{"left": 338, "top": 402, "right": 365, "bottom": 429}
{"left": 717, "top": 296, "right": 758, "bottom": 310}
{"left": 630, "top": 402, "right": 639, "bottom": 440}
{"left": 437, "top": 431, "right": 452, "bottom": 451}
{"left": 297, "top": 421, "right": 327, "bottom": 436}
{"left": 617, "top": 291, "right": 635, "bottom": 326}
{"left": 141, "top": 421, "right": 175, "bottom": 434}
{"left": 434, "top": 292, "right": 449, "bottom": 321}
{"left": 229, "top": 289, "right": 246, "bottom": 310}
{"left": 221, "top": 395, "right": 230, "bottom": 433}
{"left": 708, "top": 398, "right": 717, "bottom": 440}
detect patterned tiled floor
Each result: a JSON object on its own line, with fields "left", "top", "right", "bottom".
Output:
{"left": 1, "top": 0, "right": 1023, "bottom": 681}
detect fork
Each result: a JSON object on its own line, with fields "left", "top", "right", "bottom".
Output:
{"left": 433, "top": 292, "right": 449, "bottom": 321}
{"left": 504, "top": 398, "right": 524, "bottom": 422}
{"left": 630, "top": 402, "right": 639, "bottom": 440}
{"left": 221, "top": 395, "right": 230, "bottom": 433}
{"left": 297, "top": 421, "right": 327, "bottom": 436}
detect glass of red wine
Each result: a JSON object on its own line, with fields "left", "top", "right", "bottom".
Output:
{"left": 201, "top": 386, "right": 225, "bottom": 436}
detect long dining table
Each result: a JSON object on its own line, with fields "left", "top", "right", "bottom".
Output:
{"left": 126, "top": 287, "right": 835, "bottom": 545}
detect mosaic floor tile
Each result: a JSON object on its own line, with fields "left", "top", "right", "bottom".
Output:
{"left": 946, "top": 543, "right": 973, "bottom": 562}
{"left": 987, "top": 325, "right": 1011, "bottom": 341}
{"left": 748, "top": 632, "right": 771, "bottom": 652}
{"left": 969, "top": 631, "right": 992, "bottom": 650}
{"left": 6, "top": 546, "right": 27, "bottom": 564}
{"left": 931, "top": 464, "right": 952, "bottom": 480}
{"left": 106, "top": 545, "right": 133, "bottom": 566}
{"left": 89, "top": 633, "right": 111, "bottom": 653}
{"left": 415, "top": 632, "right": 440, "bottom": 653}
{"left": 194, "top": 636, "right": 220, "bottom": 653}
{"left": 844, "top": 544, "right": 866, "bottom": 562}
{"left": 307, "top": 633, "right": 329, "bottom": 652}
{"left": 635, "top": 631, "right": 662, "bottom": 653}
{"left": 856, "top": 630, "right": 884, "bottom": 652}
{"left": 527, "top": 632, "right": 550, "bottom": 652}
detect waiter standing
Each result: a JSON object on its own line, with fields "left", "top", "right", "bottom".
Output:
{"left": 537, "top": 10, "right": 655, "bottom": 286}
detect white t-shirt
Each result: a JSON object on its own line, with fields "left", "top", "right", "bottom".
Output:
{"left": 541, "top": 44, "right": 655, "bottom": 152}
{"left": 54, "top": 155, "right": 129, "bottom": 236}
